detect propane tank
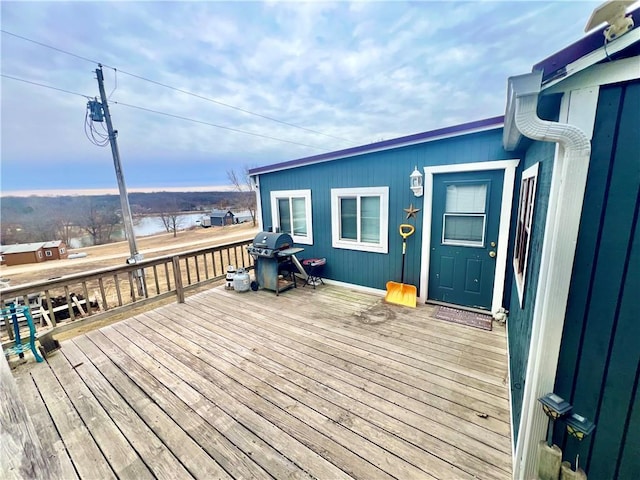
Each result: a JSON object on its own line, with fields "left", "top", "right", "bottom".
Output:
{"left": 233, "top": 268, "right": 251, "bottom": 292}
{"left": 225, "top": 265, "right": 236, "bottom": 290}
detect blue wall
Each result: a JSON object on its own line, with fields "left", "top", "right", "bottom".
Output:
{"left": 551, "top": 80, "right": 640, "bottom": 479}
{"left": 256, "top": 128, "right": 512, "bottom": 292}
{"left": 505, "top": 140, "right": 556, "bottom": 442}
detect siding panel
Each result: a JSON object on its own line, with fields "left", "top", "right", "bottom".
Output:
{"left": 553, "top": 80, "right": 640, "bottom": 478}
{"left": 506, "top": 141, "right": 556, "bottom": 441}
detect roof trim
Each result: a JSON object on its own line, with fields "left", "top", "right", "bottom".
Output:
{"left": 504, "top": 9, "right": 640, "bottom": 152}
{"left": 249, "top": 116, "right": 504, "bottom": 176}
{"left": 533, "top": 7, "right": 639, "bottom": 85}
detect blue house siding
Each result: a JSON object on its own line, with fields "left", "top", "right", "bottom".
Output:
{"left": 256, "top": 128, "right": 512, "bottom": 292}
{"left": 505, "top": 140, "right": 556, "bottom": 442}
{"left": 550, "top": 80, "right": 640, "bottom": 479}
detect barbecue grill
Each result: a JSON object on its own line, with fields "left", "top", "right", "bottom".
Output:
{"left": 247, "top": 232, "right": 304, "bottom": 295}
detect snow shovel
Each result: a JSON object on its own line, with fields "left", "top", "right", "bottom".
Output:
{"left": 385, "top": 224, "right": 417, "bottom": 308}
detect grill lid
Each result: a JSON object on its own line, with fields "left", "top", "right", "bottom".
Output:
{"left": 251, "top": 232, "right": 293, "bottom": 250}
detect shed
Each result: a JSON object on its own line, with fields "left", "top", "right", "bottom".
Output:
{"left": 1, "top": 243, "right": 47, "bottom": 266}
{"left": 210, "top": 209, "right": 235, "bottom": 227}
{"left": 1, "top": 240, "right": 69, "bottom": 266}
{"left": 42, "top": 241, "right": 68, "bottom": 261}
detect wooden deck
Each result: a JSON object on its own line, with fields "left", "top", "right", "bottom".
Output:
{"left": 12, "top": 284, "right": 512, "bottom": 479}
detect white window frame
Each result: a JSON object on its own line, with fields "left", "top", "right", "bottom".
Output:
{"left": 513, "top": 163, "right": 539, "bottom": 307}
{"left": 442, "top": 213, "right": 486, "bottom": 247}
{"left": 45, "top": 250, "right": 53, "bottom": 257}
{"left": 37, "top": 251, "right": 43, "bottom": 258}
{"left": 60, "top": 248, "right": 66, "bottom": 254}
{"left": 270, "top": 189, "right": 313, "bottom": 245}
{"left": 331, "top": 186, "right": 389, "bottom": 254}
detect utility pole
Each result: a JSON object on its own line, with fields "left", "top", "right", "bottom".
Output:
{"left": 94, "top": 64, "right": 145, "bottom": 296}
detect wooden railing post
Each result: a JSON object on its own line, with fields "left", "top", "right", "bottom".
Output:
{"left": 172, "top": 256, "right": 185, "bottom": 304}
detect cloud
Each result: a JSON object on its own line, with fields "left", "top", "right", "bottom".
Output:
{"left": 1, "top": 0, "right": 604, "bottom": 192}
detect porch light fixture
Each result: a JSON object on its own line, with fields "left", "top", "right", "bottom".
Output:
{"left": 565, "top": 413, "right": 595, "bottom": 441}
{"left": 538, "top": 393, "right": 572, "bottom": 446}
{"left": 410, "top": 166, "right": 423, "bottom": 197}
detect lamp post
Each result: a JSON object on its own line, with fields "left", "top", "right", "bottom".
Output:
{"left": 538, "top": 393, "right": 572, "bottom": 446}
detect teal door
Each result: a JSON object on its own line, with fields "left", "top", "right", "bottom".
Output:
{"left": 428, "top": 170, "right": 503, "bottom": 310}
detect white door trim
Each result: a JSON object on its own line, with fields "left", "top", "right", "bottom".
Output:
{"left": 419, "top": 159, "right": 519, "bottom": 312}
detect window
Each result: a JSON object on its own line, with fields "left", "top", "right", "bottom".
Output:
{"left": 37, "top": 251, "right": 43, "bottom": 258}
{"left": 513, "top": 163, "right": 539, "bottom": 306}
{"left": 270, "top": 190, "right": 313, "bottom": 245}
{"left": 60, "top": 248, "right": 66, "bottom": 254}
{"left": 331, "top": 187, "right": 389, "bottom": 253}
{"left": 442, "top": 183, "right": 487, "bottom": 247}
{"left": 45, "top": 250, "right": 53, "bottom": 257}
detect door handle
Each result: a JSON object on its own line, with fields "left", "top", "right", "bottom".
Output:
{"left": 489, "top": 251, "right": 496, "bottom": 258}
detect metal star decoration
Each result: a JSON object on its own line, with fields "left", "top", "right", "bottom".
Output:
{"left": 404, "top": 203, "right": 421, "bottom": 219}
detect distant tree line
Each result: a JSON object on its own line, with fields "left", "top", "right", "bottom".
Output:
{"left": 0, "top": 191, "right": 252, "bottom": 245}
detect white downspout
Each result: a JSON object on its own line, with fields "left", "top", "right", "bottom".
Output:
{"left": 508, "top": 71, "right": 591, "bottom": 479}
{"left": 251, "top": 174, "right": 264, "bottom": 231}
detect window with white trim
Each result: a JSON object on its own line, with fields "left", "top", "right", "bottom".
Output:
{"left": 60, "top": 248, "right": 66, "bottom": 254}
{"left": 513, "top": 163, "right": 539, "bottom": 306}
{"left": 331, "top": 187, "right": 389, "bottom": 253}
{"left": 270, "top": 189, "right": 313, "bottom": 245}
{"left": 45, "top": 250, "right": 53, "bottom": 257}
{"left": 37, "top": 251, "right": 43, "bottom": 258}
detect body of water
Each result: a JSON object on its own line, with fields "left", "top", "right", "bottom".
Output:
{"left": 69, "top": 211, "right": 253, "bottom": 248}
{"left": 69, "top": 213, "right": 207, "bottom": 248}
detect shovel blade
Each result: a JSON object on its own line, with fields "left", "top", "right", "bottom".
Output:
{"left": 385, "top": 281, "right": 417, "bottom": 308}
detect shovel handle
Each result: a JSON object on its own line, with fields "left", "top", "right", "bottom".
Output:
{"left": 399, "top": 224, "right": 415, "bottom": 239}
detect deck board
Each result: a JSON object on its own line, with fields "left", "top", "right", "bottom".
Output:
{"left": 14, "top": 374, "right": 78, "bottom": 480}
{"left": 28, "top": 355, "right": 116, "bottom": 480}
{"left": 13, "top": 284, "right": 512, "bottom": 479}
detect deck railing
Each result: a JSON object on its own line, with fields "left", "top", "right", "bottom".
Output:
{"left": 1, "top": 238, "right": 254, "bottom": 340}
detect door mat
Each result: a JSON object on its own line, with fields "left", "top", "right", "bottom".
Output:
{"left": 434, "top": 306, "right": 492, "bottom": 331}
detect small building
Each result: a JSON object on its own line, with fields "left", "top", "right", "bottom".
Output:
{"left": 210, "top": 209, "right": 235, "bottom": 227}
{"left": 42, "top": 241, "right": 68, "bottom": 261}
{"left": 1, "top": 241, "right": 69, "bottom": 266}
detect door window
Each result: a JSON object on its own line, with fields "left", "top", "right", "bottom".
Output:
{"left": 442, "top": 183, "right": 487, "bottom": 247}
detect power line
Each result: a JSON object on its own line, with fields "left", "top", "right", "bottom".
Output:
{"left": 113, "top": 70, "right": 355, "bottom": 145}
{"left": 1, "top": 30, "right": 102, "bottom": 65}
{"left": 113, "top": 101, "right": 329, "bottom": 151}
{"left": 1, "top": 29, "right": 356, "bottom": 145}
{"left": 2, "top": 73, "right": 329, "bottom": 151}
{"left": 1, "top": 74, "right": 90, "bottom": 98}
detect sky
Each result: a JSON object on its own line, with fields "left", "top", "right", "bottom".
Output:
{"left": 0, "top": 0, "right": 610, "bottom": 195}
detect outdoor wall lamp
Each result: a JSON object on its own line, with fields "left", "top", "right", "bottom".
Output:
{"left": 538, "top": 393, "right": 572, "bottom": 446}
{"left": 410, "top": 166, "right": 423, "bottom": 197}
{"left": 565, "top": 413, "right": 595, "bottom": 441}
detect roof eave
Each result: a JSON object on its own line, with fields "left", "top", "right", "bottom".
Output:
{"left": 504, "top": 18, "right": 640, "bottom": 152}
{"left": 249, "top": 116, "right": 504, "bottom": 177}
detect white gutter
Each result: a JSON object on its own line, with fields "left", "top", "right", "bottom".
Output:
{"left": 505, "top": 71, "right": 592, "bottom": 480}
